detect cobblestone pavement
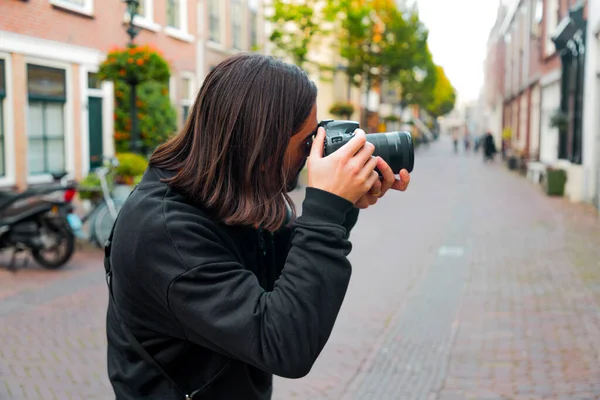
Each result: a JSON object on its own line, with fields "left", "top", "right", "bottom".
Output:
{"left": 1, "top": 137, "right": 600, "bottom": 399}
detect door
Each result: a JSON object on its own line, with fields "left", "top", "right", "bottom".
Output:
{"left": 88, "top": 96, "right": 103, "bottom": 170}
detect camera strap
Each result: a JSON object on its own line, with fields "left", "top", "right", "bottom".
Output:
{"left": 104, "top": 206, "right": 230, "bottom": 399}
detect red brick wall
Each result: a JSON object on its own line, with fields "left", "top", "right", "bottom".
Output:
{"left": 0, "top": 0, "right": 196, "bottom": 75}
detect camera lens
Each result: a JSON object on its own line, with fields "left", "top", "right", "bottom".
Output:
{"left": 365, "top": 131, "right": 414, "bottom": 174}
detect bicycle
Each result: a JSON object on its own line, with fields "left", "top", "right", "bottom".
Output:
{"left": 68, "top": 157, "right": 125, "bottom": 248}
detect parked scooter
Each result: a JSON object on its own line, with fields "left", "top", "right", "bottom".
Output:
{"left": 0, "top": 172, "right": 78, "bottom": 271}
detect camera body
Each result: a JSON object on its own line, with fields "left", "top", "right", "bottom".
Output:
{"left": 319, "top": 119, "right": 414, "bottom": 174}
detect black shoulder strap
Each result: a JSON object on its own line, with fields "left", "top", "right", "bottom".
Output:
{"left": 104, "top": 210, "right": 229, "bottom": 399}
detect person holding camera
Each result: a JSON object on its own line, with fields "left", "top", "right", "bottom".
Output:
{"left": 104, "top": 53, "right": 411, "bottom": 399}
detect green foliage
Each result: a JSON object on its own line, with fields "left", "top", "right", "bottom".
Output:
{"left": 115, "top": 152, "right": 149, "bottom": 184}
{"left": 324, "top": 1, "right": 434, "bottom": 125}
{"left": 329, "top": 102, "right": 355, "bottom": 118}
{"left": 112, "top": 80, "right": 177, "bottom": 154}
{"left": 549, "top": 109, "right": 568, "bottom": 130}
{"left": 98, "top": 44, "right": 176, "bottom": 155}
{"left": 268, "top": 0, "right": 324, "bottom": 68}
{"left": 422, "top": 66, "right": 456, "bottom": 118}
{"left": 77, "top": 173, "right": 103, "bottom": 201}
{"left": 98, "top": 45, "right": 170, "bottom": 85}
{"left": 133, "top": 174, "right": 144, "bottom": 186}
{"left": 398, "top": 47, "right": 437, "bottom": 108}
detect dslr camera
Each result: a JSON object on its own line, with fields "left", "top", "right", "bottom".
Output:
{"left": 319, "top": 119, "right": 414, "bottom": 174}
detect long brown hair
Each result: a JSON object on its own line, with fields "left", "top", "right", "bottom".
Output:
{"left": 149, "top": 53, "right": 317, "bottom": 231}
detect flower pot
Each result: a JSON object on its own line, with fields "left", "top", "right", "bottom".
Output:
{"left": 544, "top": 169, "right": 567, "bottom": 196}
{"left": 507, "top": 156, "right": 518, "bottom": 170}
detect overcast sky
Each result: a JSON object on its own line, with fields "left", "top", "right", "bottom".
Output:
{"left": 416, "top": 0, "right": 505, "bottom": 104}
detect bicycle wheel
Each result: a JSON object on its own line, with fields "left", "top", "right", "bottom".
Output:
{"left": 92, "top": 200, "right": 124, "bottom": 247}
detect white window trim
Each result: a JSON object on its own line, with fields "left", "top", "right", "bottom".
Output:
{"left": 0, "top": 31, "right": 105, "bottom": 67}
{"left": 165, "top": 0, "right": 194, "bottom": 42}
{"left": 49, "top": 0, "right": 94, "bottom": 17}
{"left": 24, "top": 57, "right": 75, "bottom": 185}
{"left": 230, "top": 0, "right": 246, "bottom": 51}
{"left": 180, "top": 71, "right": 196, "bottom": 107}
{"left": 0, "top": 52, "right": 16, "bottom": 187}
{"left": 180, "top": 72, "right": 196, "bottom": 127}
{"left": 79, "top": 66, "right": 115, "bottom": 178}
{"left": 545, "top": 0, "right": 559, "bottom": 57}
{"left": 207, "top": 0, "right": 227, "bottom": 47}
{"left": 124, "top": 0, "right": 161, "bottom": 33}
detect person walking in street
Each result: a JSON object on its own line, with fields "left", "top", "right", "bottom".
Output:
{"left": 464, "top": 131, "right": 471, "bottom": 153}
{"left": 104, "top": 53, "right": 411, "bottom": 400}
{"left": 452, "top": 130, "right": 459, "bottom": 154}
{"left": 483, "top": 131, "right": 497, "bottom": 162}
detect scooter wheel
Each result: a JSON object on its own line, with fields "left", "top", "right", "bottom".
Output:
{"left": 31, "top": 230, "right": 75, "bottom": 269}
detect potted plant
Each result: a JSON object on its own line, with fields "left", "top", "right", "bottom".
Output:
{"left": 544, "top": 166, "right": 567, "bottom": 196}
{"left": 549, "top": 109, "right": 568, "bottom": 131}
{"left": 329, "top": 102, "right": 355, "bottom": 120}
{"left": 77, "top": 173, "right": 104, "bottom": 203}
{"left": 112, "top": 152, "right": 148, "bottom": 200}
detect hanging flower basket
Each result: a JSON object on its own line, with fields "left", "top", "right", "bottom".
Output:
{"left": 98, "top": 45, "right": 170, "bottom": 84}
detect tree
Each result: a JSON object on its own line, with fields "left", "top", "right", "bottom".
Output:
{"left": 397, "top": 46, "right": 437, "bottom": 108}
{"left": 423, "top": 65, "right": 456, "bottom": 118}
{"left": 325, "top": 0, "right": 428, "bottom": 127}
{"left": 267, "top": 0, "right": 325, "bottom": 69}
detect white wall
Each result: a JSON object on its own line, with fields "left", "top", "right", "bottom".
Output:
{"left": 539, "top": 73, "right": 561, "bottom": 164}
{"left": 582, "top": 1, "right": 600, "bottom": 207}
{"left": 529, "top": 84, "right": 541, "bottom": 158}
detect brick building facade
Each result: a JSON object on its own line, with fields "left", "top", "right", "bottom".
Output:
{"left": 0, "top": 0, "right": 197, "bottom": 189}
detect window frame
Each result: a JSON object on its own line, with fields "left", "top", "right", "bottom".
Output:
{"left": 0, "top": 53, "right": 15, "bottom": 186}
{"left": 0, "top": 59, "right": 6, "bottom": 179}
{"left": 208, "top": 0, "right": 222, "bottom": 44}
{"left": 164, "top": 0, "right": 194, "bottom": 42}
{"left": 49, "top": 0, "right": 94, "bottom": 17}
{"left": 180, "top": 72, "right": 196, "bottom": 127}
{"left": 24, "top": 59, "right": 73, "bottom": 184}
{"left": 126, "top": 0, "right": 161, "bottom": 33}
{"left": 231, "top": 0, "right": 243, "bottom": 50}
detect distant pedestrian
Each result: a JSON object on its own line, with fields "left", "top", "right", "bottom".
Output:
{"left": 483, "top": 131, "right": 497, "bottom": 162}
{"left": 452, "top": 131, "right": 459, "bottom": 154}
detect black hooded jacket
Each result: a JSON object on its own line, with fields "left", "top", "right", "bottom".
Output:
{"left": 105, "top": 167, "right": 360, "bottom": 399}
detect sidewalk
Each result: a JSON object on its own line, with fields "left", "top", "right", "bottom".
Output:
{"left": 0, "top": 137, "right": 599, "bottom": 399}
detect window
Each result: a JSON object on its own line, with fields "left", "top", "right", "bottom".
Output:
{"left": 49, "top": 0, "right": 94, "bottom": 16}
{"left": 249, "top": 0, "right": 259, "bottom": 50}
{"left": 87, "top": 72, "right": 101, "bottom": 89}
{"left": 545, "top": 0, "right": 559, "bottom": 56}
{"left": 181, "top": 75, "right": 194, "bottom": 126}
{"left": 167, "top": 0, "right": 180, "bottom": 29}
{"left": 209, "top": 0, "right": 221, "bottom": 42}
{"left": 0, "top": 60, "right": 5, "bottom": 177}
{"left": 231, "top": 0, "right": 243, "bottom": 49}
{"left": 27, "top": 65, "right": 66, "bottom": 175}
{"left": 137, "top": 0, "right": 146, "bottom": 17}
{"left": 127, "top": 0, "right": 160, "bottom": 32}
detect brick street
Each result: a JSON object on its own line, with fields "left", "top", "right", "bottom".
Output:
{"left": 1, "top": 137, "right": 600, "bottom": 399}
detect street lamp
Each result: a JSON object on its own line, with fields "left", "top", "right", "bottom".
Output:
{"left": 122, "top": 0, "right": 142, "bottom": 154}
{"left": 124, "top": 0, "right": 140, "bottom": 45}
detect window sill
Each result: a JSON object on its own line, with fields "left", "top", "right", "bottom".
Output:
{"left": 0, "top": 177, "right": 16, "bottom": 188}
{"left": 132, "top": 16, "right": 161, "bottom": 33}
{"left": 27, "top": 174, "right": 56, "bottom": 185}
{"left": 206, "top": 41, "right": 235, "bottom": 55}
{"left": 50, "top": 0, "right": 94, "bottom": 18}
{"left": 165, "top": 27, "right": 194, "bottom": 43}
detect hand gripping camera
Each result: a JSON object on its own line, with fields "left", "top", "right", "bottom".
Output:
{"left": 319, "top": 120, "right": 414, "bottom": 174}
